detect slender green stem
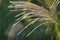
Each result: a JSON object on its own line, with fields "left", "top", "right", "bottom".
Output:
{"left": 55, "top": 15, "right": 60, "bottom": 40}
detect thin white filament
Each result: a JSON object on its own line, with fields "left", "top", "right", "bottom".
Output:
{"left": 26, "top": 22, "right": 53, "bottom": 37}
{"left": 12, "top": 13, "right": 31, "bottom": 27}
{"left": 18, "top": 18, "right": 39, "bottom": 35}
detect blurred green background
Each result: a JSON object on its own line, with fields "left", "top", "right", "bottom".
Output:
{"left": 0, "top": 0, "right": 60, "bottom": 40}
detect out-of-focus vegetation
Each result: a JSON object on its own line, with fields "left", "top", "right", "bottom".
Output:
{"left": 0, "top": 0, "right": 60, "bottom": 40}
